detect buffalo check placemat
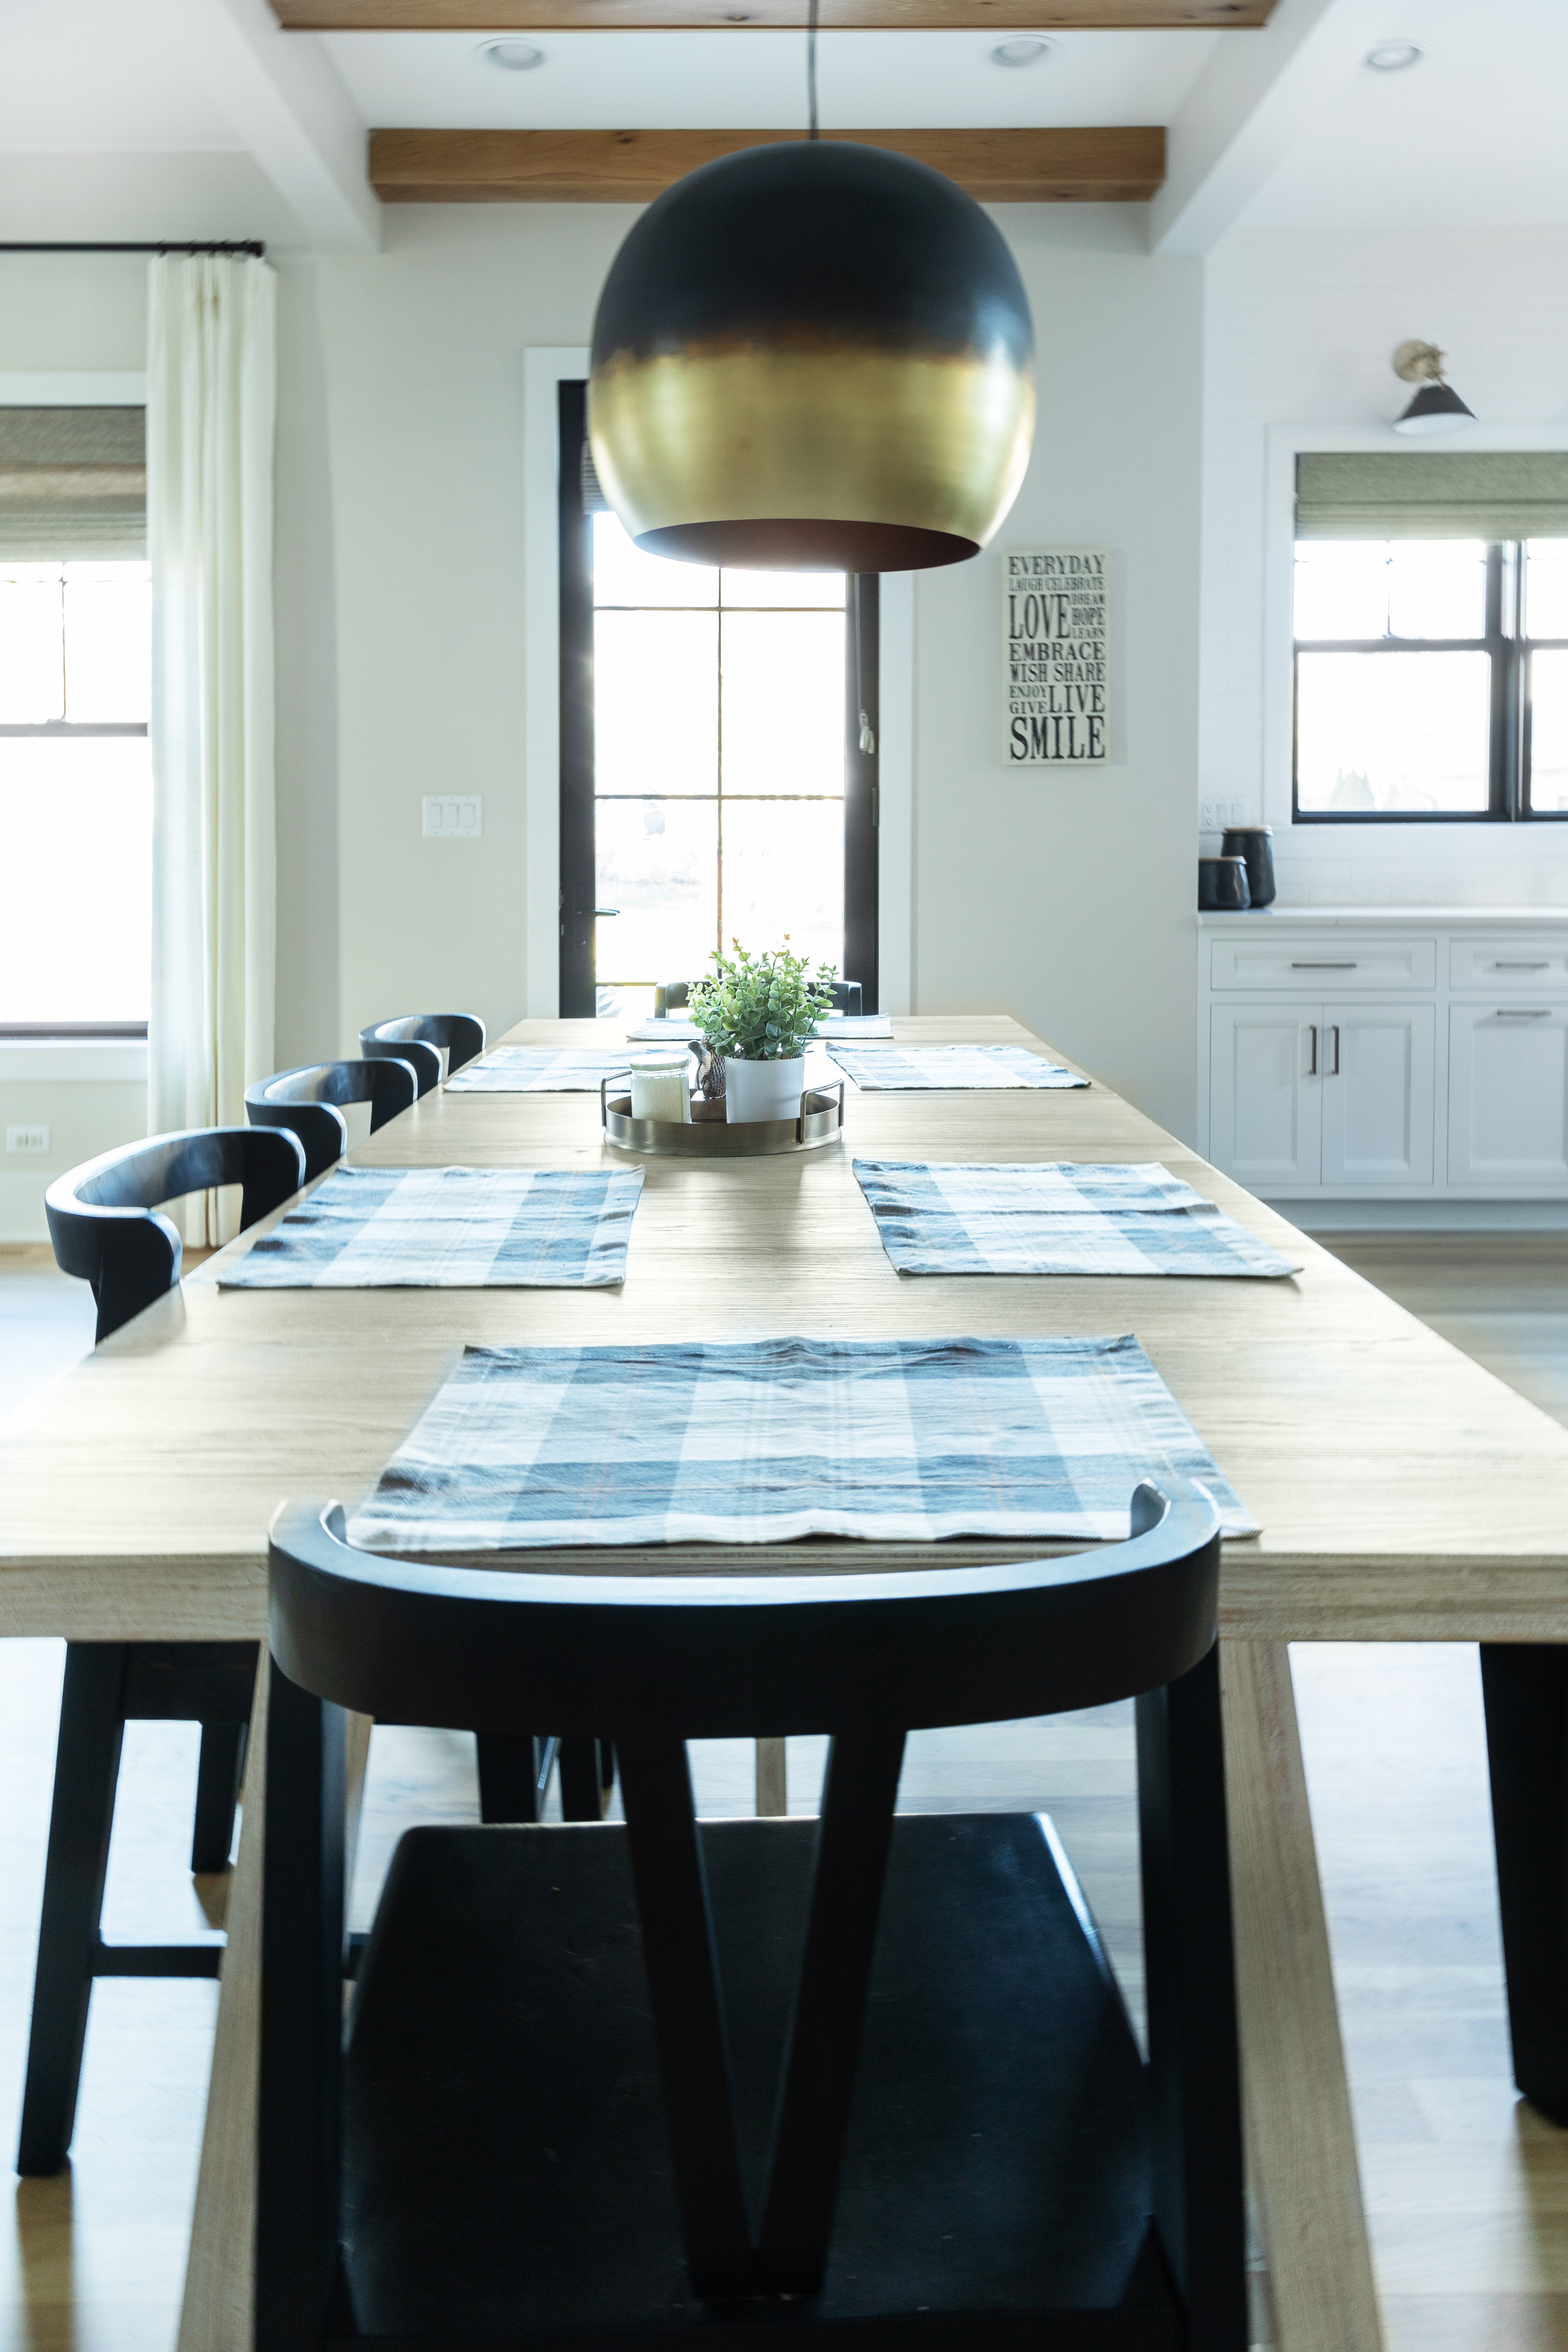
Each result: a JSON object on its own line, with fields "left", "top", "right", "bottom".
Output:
{"left": 446, "top": 1047, "right": 636, "bottom": 1092}
{"left": 852, "top": 1160, "right": 1298, "bottom": 1279}
{"left": 346, "top": 1332, "right": 1257, "bottom": 1550}
{"left": 220, "top": 1165, "right": 644, "bottom": 1289}
{"left": 824, "top": 1044, "right": 1088, "bottom": 1090}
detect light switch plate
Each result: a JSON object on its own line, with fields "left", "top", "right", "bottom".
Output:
{"left": 1199, "top": 796, "right": 1246, "bottom": 833}
{"left": 6, "top": 1124, "right": 49, "bottom": 1154}
{"left": 423, "top": 794, "right": 483, "bottom": 839}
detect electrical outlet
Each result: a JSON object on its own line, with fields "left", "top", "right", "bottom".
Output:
{"left": 423, "top": 794, "right": 483, "bottom": 839}
{"left": 1199, "top": 796, "right": 1246, "bottom": 833}
{"left": 6, "top": 1124, "right": 49, "bottom": 1155}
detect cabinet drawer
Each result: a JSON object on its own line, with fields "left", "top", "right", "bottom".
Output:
{"left": 1449, "top": 936, "right": 1568, "bottom": 992}
{"left": 1209, "top": 935, "right": 1436, "bottom": 992}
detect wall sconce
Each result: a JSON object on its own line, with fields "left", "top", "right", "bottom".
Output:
{"left": 1392, "top": 340, "right": 1475, "bottom": 435}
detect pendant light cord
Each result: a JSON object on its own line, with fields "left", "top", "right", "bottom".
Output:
{"left": 807, "top": 0, "right": 820, "bottom": 137}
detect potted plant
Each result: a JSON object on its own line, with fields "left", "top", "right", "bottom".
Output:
{"left": 688, "top": 940, "right": 838, "bottom": 1123}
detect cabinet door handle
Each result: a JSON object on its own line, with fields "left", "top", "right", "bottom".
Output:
{"left": 1493, "top": 961, "right": 1549, "bottom": 970}
{"left": 1305, "top": 1023, "right": 1317, "bottom": 1075}
{"left": 1494, "top": 1008, "right": 1550, "bottom": 1019}
{"left": 1327, "top": 1024, "right": 1341, "bottom": 1075}
{"left": 1292, "top": 960, "right": 1357, "bottom": 969}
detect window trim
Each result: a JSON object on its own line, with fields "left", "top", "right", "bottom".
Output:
{"left": 1261, "top": 422, "right": 1568, "bottom": 839}
{"left": 522, "top": 347, "right": 913, "bottom": 1017}
{"left": 0, "top": 524, "right": 151, "bottom": 1034}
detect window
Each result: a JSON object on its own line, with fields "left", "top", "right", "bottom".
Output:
{"left": 1292, "top": 451, "right": 1568, "bottom": 824}
{"left": 558, "top": 383, "right": 878, "bottom": 1017}
{"left": 0, "top": 408, "right": 150, "bottom": 1032}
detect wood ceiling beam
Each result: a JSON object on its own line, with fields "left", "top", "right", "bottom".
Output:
{"left": 281, "top": 2, "right": 1271, "bottom": 28}
{"left": 370, "top": 124, "right": 1166, "bottom": 202}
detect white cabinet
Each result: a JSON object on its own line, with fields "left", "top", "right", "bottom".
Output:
{"left": 1449, "top": 1004, "right": 1568, "bottom": 1186}
{"left": 1200, "top": 914, "right": 1568, "bottom": 1199}
{"left": 1210, "top": 1000, "right": 1434, "bottom": 1189}
{"left": 1210, "top": 934, "right": 1436, "bottom": 992}
{"left": 1320, "top": 1003, "right": 1435, "bottom": 1186}
{"left": 1209, "top": 1005, "right": 1320, "bottom": 1188}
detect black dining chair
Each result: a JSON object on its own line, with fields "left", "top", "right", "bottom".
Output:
{"left": 359, "top": 1012, "right": 486, "bottom": 1097}
{"left": 245, "top": 1057, "right": 421, "bottom": 1184}
{"left": 242, "top": 1050, "right": 592, "bottom": 1830}
{"left": 257, "top": 1476, "right": 1244, "bottom": 2352}
{"left": 655, "top": 980, "right": 863, "bottom": 1019}
{"left": 20, "top": 1124, "right": 308, "bottom": 2177}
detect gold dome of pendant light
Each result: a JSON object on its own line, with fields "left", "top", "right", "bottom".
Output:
{"left": 587, "top": 53, "right": 1035, "bottom": 572}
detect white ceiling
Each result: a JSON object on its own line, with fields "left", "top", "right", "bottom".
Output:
{"left": 1241, "top": 0, "right": 1568, "bottom": 231}
{"left": 0, "top": 0, "right": 242, "bottom": 153}
{"left": 0, "top": 0, "right": 1564, "bottom": 252}
{"left": 322, "top": 28, "right": 1216, "bottom": 134}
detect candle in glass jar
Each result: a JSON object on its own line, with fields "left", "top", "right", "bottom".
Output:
{"left": 628, "top": 1051, "right": 692, "bottom": 1124}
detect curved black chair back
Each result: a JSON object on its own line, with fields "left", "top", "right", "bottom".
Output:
{"left": 245, "top": 1057, "right": 420, "bottom": 1185}
{"left": 655, "top": 979, "right": 863, "bottom": 1020}
{"left": 46, "top": 1126, "right": 306, "bottom": 1344}
{"left": 271, "top": 1478, "right": 1218, "bottom": 1740}
{"left": 359, "top": 1012, "right": 486, "bottom": 1096}
{"left": 260, "top": 1478, "right": 1239, "bottom": 2346}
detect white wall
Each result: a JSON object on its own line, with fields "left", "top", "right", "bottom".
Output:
{"left": 285, "top": 203, "right": 1206, "bottom": 1136}
{"left": 2, "top": 203, "right": 1210, "bottom": 1242}
{"left": 1201, "top": 226, "right": 1568, "bottom": 909}
{"left": 915, "top": 208, "right": 1203, "bottom": 1134}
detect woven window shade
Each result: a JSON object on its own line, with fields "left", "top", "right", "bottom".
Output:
{"left": 580, "top": 432, "right": 609, "bottom": 516}
{"left": 0, "top": 407, "right": 146, "bottom": 561}
{"left": 1296, "top": 450, "right": 1568, "bottom": 542}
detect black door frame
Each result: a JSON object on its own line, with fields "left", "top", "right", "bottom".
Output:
{"left": 557, "top": 379, "right": 879, "bottom": 1017}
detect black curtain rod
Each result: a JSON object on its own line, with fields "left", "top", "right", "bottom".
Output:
{"left": 0, "top": 241, "right": 265, "bottom": 257}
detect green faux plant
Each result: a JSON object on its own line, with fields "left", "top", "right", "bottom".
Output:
{"left": 688, "top": 939, "right": 838, "bottom": 1062}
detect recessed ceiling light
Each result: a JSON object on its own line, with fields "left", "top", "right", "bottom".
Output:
{"left": 1364, "top": 40, "right": 1423, "bottom": 71}
{"left": 478, "top": 37, "right": 547, "bottom": 70}
{"left": 989, "top": 36, "right": 1057, "bottom": 68}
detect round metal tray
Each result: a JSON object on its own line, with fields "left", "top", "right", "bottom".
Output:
{"left": 600, "top": 1079, "right": 845, "bottom": 1157}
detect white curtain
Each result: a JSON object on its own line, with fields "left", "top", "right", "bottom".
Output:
{"left": 147, "top": 254, "right": 278, "bottom": 1246}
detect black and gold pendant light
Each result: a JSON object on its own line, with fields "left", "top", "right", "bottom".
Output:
{"left": 587, "top": 135, "right": 1036, "bottom": 572}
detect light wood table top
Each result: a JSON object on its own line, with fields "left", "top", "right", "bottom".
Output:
{"left": 0, "top": 1011, "right": 1455, "bottom": 2352}
{"left": 4, "top": 1011, "right": 1567, "bottom": 1645}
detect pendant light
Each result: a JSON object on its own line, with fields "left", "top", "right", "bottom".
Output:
{"left": 587, "top": 123, "right": 1035, "bottom": 571}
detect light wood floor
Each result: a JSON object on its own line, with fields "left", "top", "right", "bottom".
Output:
{"left": 3, "top": 1233, "right": 1568, "bottom": 2350}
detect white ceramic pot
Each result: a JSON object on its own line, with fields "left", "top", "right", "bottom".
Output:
{"left": 722, "top": 1054, "right": 808, "bottom": 1124}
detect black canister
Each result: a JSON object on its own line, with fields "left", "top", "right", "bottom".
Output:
{"left": 1198, "top": 856, "right": 1251, "bottom": 911}
{"left": 1221, "top": 824, "right": 1276, "bottom": 909}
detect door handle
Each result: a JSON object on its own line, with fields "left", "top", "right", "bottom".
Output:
{"left": 1327, "top": 1024, "right": 1340, "bottom": 1076}
{"left": 594, "top": 908, "right": 620, "bottom": 917}
{"left": 1305, "top": 1023, "right": 1317, "bottom": 1076}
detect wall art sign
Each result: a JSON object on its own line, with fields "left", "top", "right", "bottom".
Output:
{"left": 1004, "top": 548, "right": 1109, "bottom": 766}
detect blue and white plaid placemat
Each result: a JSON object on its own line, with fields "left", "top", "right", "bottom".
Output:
{"left": 346, "top": 1332, "right": 1257, "bottom": 1550}
{"left": 825, "top": 1044, "right": 1088, "bottom": 1090}
{"left": 446, "top": 1047, "right": 636, "bottom": 1092}
{"left": 853, "top": 1160, "right": 1298, "bottom": 1279}
{"left": 220, "top": 1165, "right": 644, "bottom": 1289}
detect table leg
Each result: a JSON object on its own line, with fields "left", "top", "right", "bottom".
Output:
{"left": 177, "top": 1660, "right": 371, "bottom": 2352}
{"left": 1479, "top": 1642, "right": 1568, "bottom": 2125}
{"left": 1221, "top": 1640, "right": 1384, "bottom": 2352}
{"left": 178, "top": 1651, "right": 265, "bottom": 2352}
{"left": 756, "top": 1735, "right": 787, "bottom": 1816}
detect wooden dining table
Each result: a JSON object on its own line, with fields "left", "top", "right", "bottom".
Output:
{"left": 6, "top": 1010, "right": 1568, "bottom": 2352}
